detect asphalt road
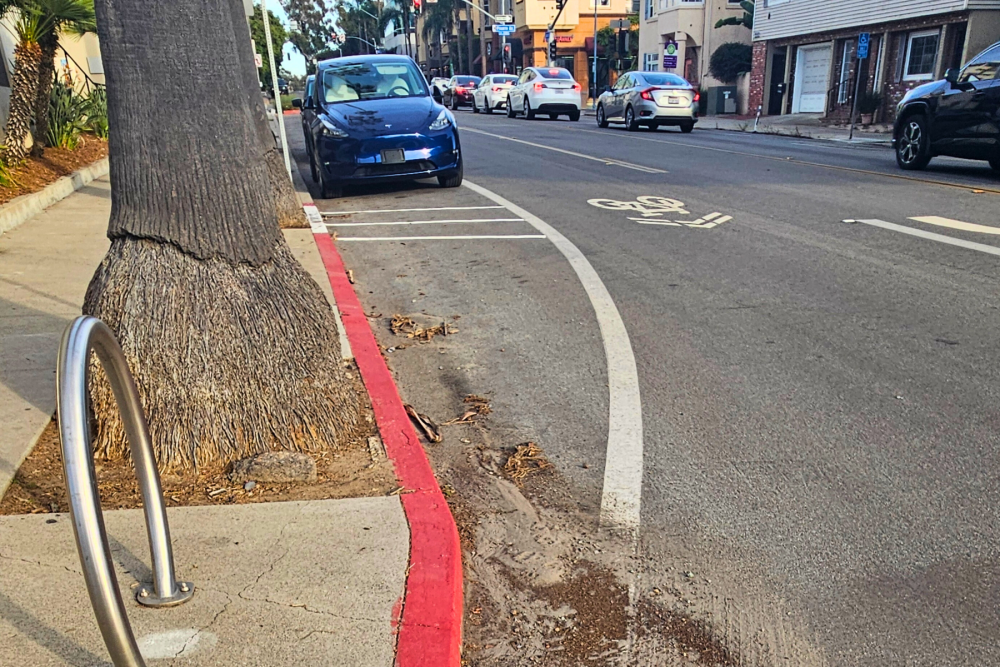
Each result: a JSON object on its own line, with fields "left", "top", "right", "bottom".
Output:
{"left": 288, "top": 111, "right": 1000, "bottom": 666}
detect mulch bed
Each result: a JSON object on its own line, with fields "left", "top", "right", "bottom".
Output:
{"left": 0, "top": 136, "right": 108, "bottom": 206}
{"left": 0, "top": 419, "right": 397, "bottom": 515}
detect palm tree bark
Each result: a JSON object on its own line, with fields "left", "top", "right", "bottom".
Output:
{"left": 31, "top": 33, "right": 59, "bottom": 157}
{"left": 4, "top": 41, "right": 42, "bottom": 164}
{"left": 86, "top": 0, "right": 367, "bottom": 471}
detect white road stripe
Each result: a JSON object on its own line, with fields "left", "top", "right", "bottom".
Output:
{"left": 462, "top": 126, "right": 668, "bottom": 175}
{"left": 337, "top": 234, "right": 547, "bottom": 241}
{"left": 858, "top": 219, "right": 1000, "bottom": 257}
{"left": 909, "top": 215, "right": 1000, "bottom": 235}
{"left": 463, "top": 179, "right": 644, "bottom": 537}
{"left": 321, "top": 205, "right": 504, "bottom": 216}
{"left": 326, "top": 218, "right": 524, "bottom": 227}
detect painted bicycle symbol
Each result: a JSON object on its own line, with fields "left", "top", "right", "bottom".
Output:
{"left": 587, "top": 195, "right": 732, "bottom": 229}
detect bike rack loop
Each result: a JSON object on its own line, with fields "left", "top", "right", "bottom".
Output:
{"left": 57, "top": 316, "right": 194, "bottom": 667}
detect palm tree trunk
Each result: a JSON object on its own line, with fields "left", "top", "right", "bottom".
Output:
{"left": 4, "top": 41, "right": 43, "bottom": 165}
{"left": 466, "top": 13, "right": 474, "bottom": 79}
{"left": 31, "top": 34, "right": 59, "bottom": 158}
{"left": 86, "top": 0, "right": 366, "bottom": 471}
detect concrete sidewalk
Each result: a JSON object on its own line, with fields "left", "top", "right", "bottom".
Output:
{"left": 0, "top": 174, "right": 413, "bottom": 665}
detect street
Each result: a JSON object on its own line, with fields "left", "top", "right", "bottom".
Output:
{"left": 290, "top": 111, "right": 1000, "bottom": 666}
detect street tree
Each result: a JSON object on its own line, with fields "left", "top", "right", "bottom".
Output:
{"left": 709, "top": 41, "right": 752, "bottom": 84}
{"left": 715, "top": 0, "right": 753, "bottom": 30}
{"left": 283, "top": 0, "right": 334, "bottom": 68}
{"left": 86, "top": 0, "right": 367, "bottom": 471}
{"left": 32, "top": 0, "right": 97, "bottom": 157}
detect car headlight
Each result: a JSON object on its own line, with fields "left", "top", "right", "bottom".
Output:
{"left": 320, "top": 117, "right": 349, "bottom": 138}
{"left": 429, "top": 109, "right": 451, "bottom": 131}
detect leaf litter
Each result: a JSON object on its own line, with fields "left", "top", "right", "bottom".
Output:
{"left": 391, "top": 314, "right": 458, "bottom": 342}
{"left": 504, "top": 442, "right": 552, "bottom": 484}
{"left": 442, "top": 394, "right": 492, "bottom": 425}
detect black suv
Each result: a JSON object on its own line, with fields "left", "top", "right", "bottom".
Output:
{"left": 894, "top": 41, "right": 1000, "bottom": 172}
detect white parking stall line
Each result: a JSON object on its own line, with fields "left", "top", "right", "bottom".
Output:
{"left": 337, "top": 234, "right": 547, "bottom": 241}
{"left": 320, "top": 205, "right": 505, "bottom": 216}
{"left": 856, "top": 219, "right": 1000, "bottom": 257}
{"left": 909, "top": 215, "right": 1000, "bottom": 235}
{"left": 462, "top": 127, "right": 668, "bottom": 174}
{"left": 326, "top": 218, "right": 524, "bottom": 227}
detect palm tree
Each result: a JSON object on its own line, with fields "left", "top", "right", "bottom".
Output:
{"left": 715, "top": 0, "right": 753, "bottom": 30}
{"left": 421, "top": 0, "right": 454, "bottom": 72}
{"left": 32, "top": 0, "right": 97, "bottom": 157}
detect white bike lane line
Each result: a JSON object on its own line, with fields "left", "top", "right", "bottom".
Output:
{"left": 463, "top": 179, "right": 645, "bottom": 540}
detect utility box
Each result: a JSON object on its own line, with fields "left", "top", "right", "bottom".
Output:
{"left": 705, "top": 86, "right": 738, "bottom": 115}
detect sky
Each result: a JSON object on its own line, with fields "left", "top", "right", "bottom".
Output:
{"left": 257, "top": 1, "right": 309, "bottom": 78}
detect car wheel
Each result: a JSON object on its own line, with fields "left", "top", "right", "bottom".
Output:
{"left": 648, "top": 123, "right": 660, "bottom": 131}
{"left": 569, "top": 110, "right": 580, "bottom": 122}
{"left": 318, "top": 166, "right": 341, "bottom": 199}
{"left": 896, "top": 115, "right": 932, "bottom": 170}
{"left": 485, "top": 98, "right": 494, "bottom": 114}
{"left": 625, "top": 105, "right": 638, "bottom": 132}
{"left": 525, "top": 99, "right": 535, "bottom": 120}
{"left": 473, "top": 97, "right": 480, "bottom": 113}
{"left": 680, "top": 122, "right": 694, "bottom": 133}
{"left": 988, "top": 155, "right": 999, "bottom": 173}
{"left": 309, "top": 149, "right": 319, "bottom": 183}
{"left": 596, "top": 104, "right": 608, "bottom": 128}
{"left": 438, "top": 160, "right": 463, "bottom": 188}
{"left": 451, "top": 95, "right": 459, "bottom": 111}
{"left": 507, "top": 97, "right": 516, "bottom": 118}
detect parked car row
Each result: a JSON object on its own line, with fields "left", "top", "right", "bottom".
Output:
{"left": 292, "top": 55, "right": 463, "bottom": 199}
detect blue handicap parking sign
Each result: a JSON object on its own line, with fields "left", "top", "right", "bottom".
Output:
{"left": 858, "top": 32, "right": 870, "bottom": 59}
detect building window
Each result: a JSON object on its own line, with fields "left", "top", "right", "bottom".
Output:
{"left": 643, "top": 53, "right": 659, "bottom": 71}
{"left": 632, "top": 0, "right": 640, "bottom": 12}
{"left": 904, "top": 30, "right": 939, "bottom": 81}
{"left": 837, "top": 39, "right": 853, "bottom": 104}
{"left": 644, "top": 0, "right": 653, "bottom": 19}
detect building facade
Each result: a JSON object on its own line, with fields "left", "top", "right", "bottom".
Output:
{"left": 637, "top": 0, "right": 751, "bottom": 89}
{"left": 749, "top": 0, "right": 1000, "bottom": 122}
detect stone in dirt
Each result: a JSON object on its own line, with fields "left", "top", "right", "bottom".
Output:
{"left": 229, "top": 451, "right": 317, "bottom": 485}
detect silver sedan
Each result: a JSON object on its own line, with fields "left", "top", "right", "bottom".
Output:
{"left": 596, "top": 71, "right": 699, "bottom": 132}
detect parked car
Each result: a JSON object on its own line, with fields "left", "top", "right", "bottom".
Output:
{"left": 596, "top": 71, "right": 699, "bottom": 132}
{"left": 894, "top": 41, "right": 1000, "bottom": 172}
{"left": 472, "top": 74, "right": 518, "bottom": 114}
{"left": 292, "top": 74, "right": 317, "bottom": 156}
{"left": 430, "top": 76, "right": 450, "bottom": 101}
{"left": 277, "top": 77, "right": 289, "bottom": 96}
{"left": 442, "top": 75, "right": 481, "bottom": 109}
{"left": 302, "top": 55, "right": 463, "bottom": 198}
{"left": 506, "top": 67, "right": 582, "bottom": 121}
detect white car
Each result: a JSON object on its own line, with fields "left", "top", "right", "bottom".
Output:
{"left": 506, "top": 67, "right": 582, "bottom": 121}
{"left": 472, "top": 74, "right": 518, "bottom": 114}
{"left": 429, "top": 77, "right": 449, "bottom": 101}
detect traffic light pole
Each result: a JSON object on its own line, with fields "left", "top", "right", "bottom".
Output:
{"left": 547, "top": 0, "right": 568, "bottom": 67}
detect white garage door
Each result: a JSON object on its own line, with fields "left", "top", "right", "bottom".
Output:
{"left": 793, "top": 44, "right": 832, "bottom": 113}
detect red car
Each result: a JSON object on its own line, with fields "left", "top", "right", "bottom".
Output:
{"left": 443, "top": 75, "right": 481, "bottom": 109}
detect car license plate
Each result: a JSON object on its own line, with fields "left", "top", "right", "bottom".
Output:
{"left": 381, "top": 149, "right": 405, "bottom": 164}
{"left": 668, "top": 97, "right": 680, "bottom": 105}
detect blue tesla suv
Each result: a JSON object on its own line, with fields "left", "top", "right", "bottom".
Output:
{"left": 300, "top": 55, "right": 463, "bottom": 198}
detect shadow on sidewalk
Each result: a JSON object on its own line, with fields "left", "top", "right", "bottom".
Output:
{"left": 0, "top": 590, "right": 111, "bottom": 667}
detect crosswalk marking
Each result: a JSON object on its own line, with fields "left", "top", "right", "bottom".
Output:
{"left": 320, "top": 205, "right": 504, "bottom": 216}
{"left": 337, "top": 234, "right": 547, "bottom": 241}
{"left": 326, "top": 218, "right": 524, "bottom": 227}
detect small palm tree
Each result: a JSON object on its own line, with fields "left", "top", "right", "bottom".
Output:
{"left": 715, "top": 0, "right": 753, "bottom": 30}
{"left": 32, "top": 0, "right": 97, "bottom": 157}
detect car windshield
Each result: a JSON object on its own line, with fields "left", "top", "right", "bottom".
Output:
{"left": 493, "top": 75, "right": 517, "bottom": 84}
{"left": 640, "top": 73, "right": 689, "bottom": 87}
{"left": 539, "top": 68, "right": 573, "bottom": 80}
{"left": 321, "top": 61, "right": 427, "bottom": 104}
{"left": 454, "top": 77, "right": 480, "bottom": 86}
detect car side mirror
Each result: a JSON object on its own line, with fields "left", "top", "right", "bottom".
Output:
{"left": 291, "top": 98, "right": 302, "bottom": 108}
{"left": 603, "top": 85, "right": 611, "bottom": 93}
{"left": 944, "top": 68, "right": 960, "bottom": 86}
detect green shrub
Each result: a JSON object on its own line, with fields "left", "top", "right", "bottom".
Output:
{"left": 0, "top": 149, "right": 17, "bottom": 188}
{"left": 857, "top": 90, "right": 882, "bottom": 115}
{"left": 709, "top": 42, "right": 753, "bottom": 84}
{"left": 47, "top": 81, "right": 88, "bottom": 149}
{"left": 83, "top": 86, "right": 109, "bottom": 138}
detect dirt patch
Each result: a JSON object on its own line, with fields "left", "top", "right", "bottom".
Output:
{"left": 0, "top": 418, "right": 396, "bottom": 515}
{"left": 0, "top": 137, "right": 108, "bottom": 205}
{"left": 635, "top": 598, "right": 739, "bottom": 666}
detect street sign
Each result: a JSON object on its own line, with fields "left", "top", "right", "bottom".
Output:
{"left": 496, "top": 14, "right": 512, "bottom": 23}
{"left": 544, "top": 29, "right": 552, "bottom": 43}
{"left": 254, "top": 53, "right": 263, "bottom": 68}
{"left": 610, "top": 19, "right": 630, "bottom": 30}
{"left": 857, "top": 32, "right": 870, "bottom": 59}
{"left": 494, "top": 23, "right": 515, "bottom": 35}
{"left": 486, "top": 42, "right": 493, "bottom": 57}
{"left": 662, "top": 40, "right": 678, "bottom": 70}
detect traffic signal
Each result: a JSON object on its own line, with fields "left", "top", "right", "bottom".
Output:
{"left": 549, "top": 40, "right": 557, "bottom": 61}
{"left": 555, "top": 0, "right": 564, "bottom": 8}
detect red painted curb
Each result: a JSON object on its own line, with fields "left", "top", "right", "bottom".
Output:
{"left": 312, "top": 232, "right": 463, "bottom": 667}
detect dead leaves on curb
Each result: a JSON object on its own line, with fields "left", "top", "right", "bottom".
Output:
{"left": 391, "top": 314, "right": 458, "bottom": 342}
{"left": 404, "top": 404, "right": 442, "bottom": 443}
{"left": 504, "top": 442, "right": 552, "bottom": 484}
{"left": 441, "top": 395, "right": 492, "bottom": 425}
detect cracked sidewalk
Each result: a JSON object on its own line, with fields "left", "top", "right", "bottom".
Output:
{"left": 0, "top": 498, "right": 409, "bottom": 666}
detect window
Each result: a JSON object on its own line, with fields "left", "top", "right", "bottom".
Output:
{"left": 837, "top": 39, "right": 853, "bottom": 104}
{"left": 540, "top": 67, "right": 573, "bottom": 80}
{"left": 640, "top": 72, "right": 688, "bottom": 86}
{"left": 632, "top": 0, "right": 640, "bottom": 12}
{"left": 959, "top": 44, "right": 1000, "bottom": 82}
{"left": 484, "top": 0, "right": 491, "bottom": 25}
{"left": 643, "top": 53, "right": 659, "bottom": 71}
{"left": 904, "top": 30, "right": 939, "bottom": 81}
{"left": 644, "top": 0, "right": 653, "bottom": 19}
{"left": 321, "top": 61, "right": 427, "bottom": 103}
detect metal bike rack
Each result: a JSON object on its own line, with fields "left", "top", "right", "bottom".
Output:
{"left": 57, "top": 316, "right": 194, "bottom": 667}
